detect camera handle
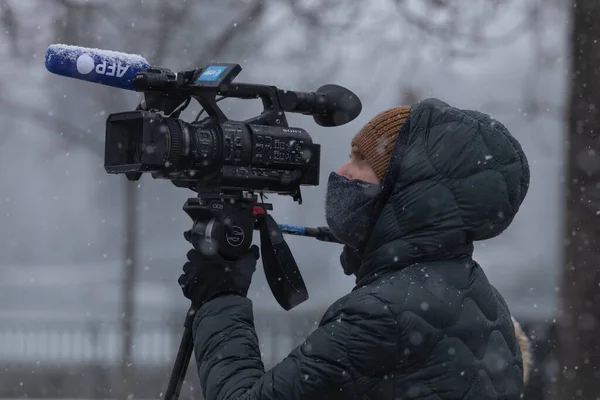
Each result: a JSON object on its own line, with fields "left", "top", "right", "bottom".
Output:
{"left": 164, "top": 192, "right": 309, "bottom": 400}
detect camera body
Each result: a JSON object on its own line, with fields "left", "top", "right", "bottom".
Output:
{"left": 105, "top": 110, "right": 320, "bottom": 197}
{"left": 99, "top": 62, "right": 360, "bottom": 202}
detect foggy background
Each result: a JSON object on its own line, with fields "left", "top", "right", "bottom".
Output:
{"left": 0, "top": 0, "right": 568, "bottom": 398}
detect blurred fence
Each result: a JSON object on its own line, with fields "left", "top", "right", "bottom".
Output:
{"left": 0, "top": 308, "right": 323, "bottom": 399}
{"left": 0, "top": 312, "right": 557, "bottom": 399}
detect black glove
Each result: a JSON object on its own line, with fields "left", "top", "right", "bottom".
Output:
{"left": 340, "top": 245, "right": 362, "bottom": 276}
{"left": 178, "top": 238, "right": 260, "bottom": 309}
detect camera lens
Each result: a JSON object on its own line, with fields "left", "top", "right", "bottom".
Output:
{"left": 105, "top": 111, "right": 223, "bottom": 178}
{"left": 162, "top": 118, "right": 184, "bottom": 168}
{"left": 177, "top": 120, "right": 221, "bottom": 174}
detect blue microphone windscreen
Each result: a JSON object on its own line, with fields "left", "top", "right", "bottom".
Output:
{"left": 45, "top": 44, "right": 151, "bottom": 91}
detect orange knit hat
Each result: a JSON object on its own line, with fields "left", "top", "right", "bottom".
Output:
{"left": 351, "top": 106, "right": 411, "bottom": 180}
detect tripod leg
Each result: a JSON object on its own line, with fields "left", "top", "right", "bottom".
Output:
{"left": 164, "top": 308, "right": 196, "bottom": 400}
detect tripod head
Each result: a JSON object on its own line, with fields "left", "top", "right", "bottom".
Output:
{"left": 182, "top": 190, "right": 307, "bottom": 310}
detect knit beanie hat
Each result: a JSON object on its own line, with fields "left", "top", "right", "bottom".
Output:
{"left": 352, "top": 106, "right": 411, "bottom": 180}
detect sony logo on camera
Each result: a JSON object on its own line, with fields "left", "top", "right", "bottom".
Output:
{"left": 282, "top": 128, "right": 303, "bottom": 134}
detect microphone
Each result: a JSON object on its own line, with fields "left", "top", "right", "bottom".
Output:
{"left": 44, "top": 44, "right": 151, "bottom": 91}
{"left": 277, "top": 84, "right": 363, "bottom": 127}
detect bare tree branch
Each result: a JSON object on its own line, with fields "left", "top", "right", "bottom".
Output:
{"left": 192, "top": 0, "right": 266, "bottom": 66}
{"left": 481, "top": 0, "right": 564, "bottom": 125}
{"left": 392, "top": 0, "right": 535, "bottom": 52}
{"left": 0, "top": 1, "right": 20, "bottom": 57}
{"left": 51, "top": 0, "right": 108, "bottom": 9}
{"left": 0, "top": 97, "right": 104, "bottom": 155}
{"left": 285, "top": 0, "right": 364, "bottom": 32}
{"left": 286, "top": 0, "right": 321, "bottom": 30}
{"left": 152, "top": 2, "right": 190, "bottom": 64}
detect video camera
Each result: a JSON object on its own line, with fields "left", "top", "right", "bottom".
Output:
{"left": 107, "top": 63, "right": 350, "bottom": 199}
{"left": 45, "top": 44, "right": 361, "bottom": 400}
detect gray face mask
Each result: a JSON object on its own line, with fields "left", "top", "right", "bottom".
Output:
{"left": 325, "top": 172, "right": 382, "bottom": 250}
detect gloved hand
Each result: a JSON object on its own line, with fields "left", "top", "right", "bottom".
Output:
{"left": 340, "top": 245, "right": 363, "bottom": 276}
{"left": 178, "top": 235, "right": 260, "bottom": 309}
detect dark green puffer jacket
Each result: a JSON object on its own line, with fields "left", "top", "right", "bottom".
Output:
{"left": 192, "top": 98, "right": 530, "bottom": 399}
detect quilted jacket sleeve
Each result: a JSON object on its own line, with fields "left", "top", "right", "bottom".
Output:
{"left": 192, "top": 293, "right": 398, "bottom": 400}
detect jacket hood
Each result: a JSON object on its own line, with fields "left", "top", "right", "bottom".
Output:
{"left": 356, "top": 98, "right": 530, "bottom": 283}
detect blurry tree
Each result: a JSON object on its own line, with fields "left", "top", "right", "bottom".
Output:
{"left": 552, "top": 1, "right": 600, "bottom": 399}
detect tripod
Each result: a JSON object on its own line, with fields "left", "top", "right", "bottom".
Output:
{"left": 163, "top": 190, "right": 310, "bottom": 400}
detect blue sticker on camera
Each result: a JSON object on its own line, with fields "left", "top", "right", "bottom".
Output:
{"left": 197, "top": 66, "right": 228, "bottom": 82}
